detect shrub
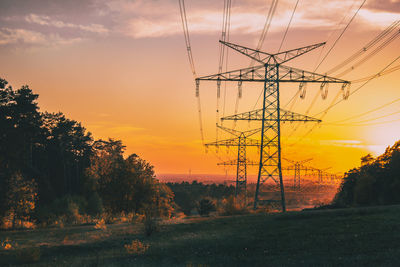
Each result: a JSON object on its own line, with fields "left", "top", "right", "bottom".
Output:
{"left": 219, "top": 196, "right": 248, "bottom": 216}
{"left": 94, "top": 218, "right": 107, "bottom": 230}
{"left": 124, "top": 240, "right": 149, "bottom": 255}
{"left": 1, "top": 238, "right": 13, "bottom": 250}
{"left": 197, "top": 199, "right": 216, "bottom": 216}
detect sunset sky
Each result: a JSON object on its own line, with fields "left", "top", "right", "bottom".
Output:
{"left": 0, "top": 0, "right": 399, "bottom": 180}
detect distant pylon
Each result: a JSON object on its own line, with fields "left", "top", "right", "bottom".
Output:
{"left": 205, "top": 125, "right": 260, "bottom": 201}
{"left": 282, "top": 158, "right": 313, "bottom": 191}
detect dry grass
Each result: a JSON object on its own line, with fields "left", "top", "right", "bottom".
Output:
{"left": 1, "top": 205, "right": 400, "bottom": 266}
{"left": 124, "top": 240, "right": 149, "bottom": 255}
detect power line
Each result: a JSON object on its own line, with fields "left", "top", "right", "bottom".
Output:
{"left": 252, "top": 0, "right": 279, "bottom": 65}
{"left": 288, "top": 0, "right": 365, "bottom": 135}
{"left": 314, "top": 54, "right": 400, "bottom": 117}
{"left": 335, "top": 29, "right": 400, "bottom": 77}
{"left": 288, "top": 55, "right": 400, "bottom": 147}
{"left": 277, "top": 0, "right": 299, "bottom": 53}
{"left": 329, "top": 109, "right": 400, "bottom": 125}
{"left": 328, "top": 97, "right": 400, "bottom": 123}
{"left": 327, "top": 20, "right": 400, "bottom": 75}
{"left": 326, "top": 117, "right": 400, "bottom": 127}
{"left": 252, "top": 0, "right": 280, "bottom": 110}
{"left": 313, "top": 0, "right": 358, "bottom": 70}
{"left": 178, "top": 0, "right": 205, "bottom": 146}
{"left": 352, "top": 64, "right": 400, "bottom": 83}
{"left": 179, "top": 0, "right": 196, "bottom": 77}
{"left": 314, "top": 0, "right": 366, "bottom": 72}
{"left": 222, "top": 0, "right": 232, "bottom": 122}
{"left": 291, "top": 4, "right": 395, "bottom": 145}
{"left": 216, "top": 0, "right": 232, "bottom": 142}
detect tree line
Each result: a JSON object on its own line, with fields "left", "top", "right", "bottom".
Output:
{"left": 0, "top": 78, "right": 240, "bottom": 229}
{"left": 333, "top": 141, "right": 400, "bottom": 207}
{"left": 0, "top": 78, "right": 174, "bottom": 228}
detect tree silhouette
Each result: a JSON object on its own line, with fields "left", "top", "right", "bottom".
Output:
{"left": 334, "top": 141, "right": 400, "bottom": 207}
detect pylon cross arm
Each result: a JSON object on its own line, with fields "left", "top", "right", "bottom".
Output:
{"left": 219, "top": 40, "right": 326, "bottom": 65}
{"left": 217, "top": 159, "right": 258, "bottom": 166}
{"left": 279, "top": 65, "right": 350, "bottom": 83}
{"left": 196, "top": 65, "right": 265, "bottom": 82}
{"left": 205, "top": 138, "right": 260, "bottom": 147}
{"left": 217, "top": 124, "right": 261, "bottom": 137}
{"left": 196, "top": 64, "right": 350, "bottom": 84}
{"left": 275, "top": 42, "right": 326, "bottom": 64}
{"left": 221, "top": 108, "right": 321, "bottom": 122}
{"left": 219, "top": 40, "right": 274, "bottom": 65}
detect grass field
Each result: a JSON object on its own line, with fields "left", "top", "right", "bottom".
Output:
{"left": 1, "top": 205, "right": 400, "bottom": 266}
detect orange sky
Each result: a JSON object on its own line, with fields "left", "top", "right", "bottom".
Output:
{"left": 0, "top": 0, "right": 399, "bottom": 180}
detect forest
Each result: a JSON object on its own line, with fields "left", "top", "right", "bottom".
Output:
{"left": 0, "top": 77, "right": 174, "bottom": 229}
{"left": 0, "top": 78, "right": 240, "bottom": 229}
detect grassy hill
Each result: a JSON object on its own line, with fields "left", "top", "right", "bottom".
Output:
{"left": 1, "top": 205, "right": 400, "bottom": 266}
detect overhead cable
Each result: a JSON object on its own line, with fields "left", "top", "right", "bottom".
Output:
{"left": 178, "top": 0, "right": 205, "bottom": 146}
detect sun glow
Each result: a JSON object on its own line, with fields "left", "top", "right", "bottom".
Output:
{"left": 365, "top": 124, "right": 400, "bottom": 155}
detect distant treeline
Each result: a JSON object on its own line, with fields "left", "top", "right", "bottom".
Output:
{"left": 333, "top": 141, "right": 400, "bottom": 207}
{"left": 166, "top": 181, "right": 235, "bottom": 215}
{"left": 0, "top": 78, "right": 174, "bottom": 229}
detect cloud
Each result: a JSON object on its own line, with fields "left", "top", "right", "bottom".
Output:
{"left": 320, "top": 139, "right": 363, "bottom": 147}
{"left": 0, "top": 28, "right": 46, "bottom": 45}
{"left": 115, "top": 0, "right": 394, "bottom": 39}
{"left": 2, "top": 0, "right": 399, "bottom": 42}
{"left": 25, "top": 14, "right": 109, "bottom": 34}
{"left": 366, "top": 0, "right": 400, "bottom": 13}
{"left": 358, "top": 9, "right": 400, "bottom": 27}
{"left": 123, "top": 9, "right": 337, "bottom": 39}
{"left": 0, "top": 27, "right": 83, "bottom": 46}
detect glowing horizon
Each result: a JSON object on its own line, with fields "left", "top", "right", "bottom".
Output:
{"left": 1, "top": 0, "right": 399, "bottom": 177}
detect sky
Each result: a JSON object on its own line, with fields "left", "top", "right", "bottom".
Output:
{"left": 0, "top": 0, "right": 399, "bottom": 180}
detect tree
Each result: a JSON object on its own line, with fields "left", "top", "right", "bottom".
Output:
{"left": 87, "top": 140, "right": 172, "bottom": 216}
{"left": 197, "top": 198, "right": 216, "bottom": 216}
{"left": 5, "top": 172, "right": 37, "bottom": 229}
{"left": 333, "top": 141, "right": 400, "bottom": 207}
{"left": 0, "top": 79, "right": 42, "bottom": 222}
{"left": 40, "top": 112, "right": 93, "bottom": 201}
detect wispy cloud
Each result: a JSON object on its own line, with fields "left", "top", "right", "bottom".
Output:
{"left": 25, "top": 14, "right": 109, "bottom": 34}
{"left": 358, "top": 9, "right": 400, "bottom": 27}
{"left": 320, "top": 139, "right": 363, "bottom": 147}
{"left": 113, "top": 0, "right": 400, "bottom": 39}
{"left": 1, "top": 0, "right": 399, "bottom": 43}
{"left": 0, "top": 27, "right": 82, "bottom": 46}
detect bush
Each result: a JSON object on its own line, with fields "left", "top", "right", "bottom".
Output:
{"left": 35, "top": 195, "right": 89, "bottom": 226}
{"left": 219, "top": 196, "right": 248, "bottom": 216}
{"left": 197, "top": 199, "right": 216, "bottom": 216}
{"left": 125, "top": 240, "right": 149, "bottom": 255}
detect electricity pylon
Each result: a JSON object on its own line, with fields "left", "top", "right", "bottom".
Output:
{"left": 282, "top": 158, "right": 313, "bottom": 191}
{"left": 221, "top": 108, "right": 321, "bottom": 208}
{"left": 312, "top": 167, "right": 332, "bottom": 185}
{"left": 196, "top": 40, "right": 350, "bottom": 211}
{"left": 205, "top": 125, "right": 260, "bottom": 199}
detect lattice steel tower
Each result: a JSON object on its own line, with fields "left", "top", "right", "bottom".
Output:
{"left": 205, "top": 125, "right": 260, "bottom": 199}
{"left": 196, "top": 41, "right": 350, "bottom": 211}
{"left": 282, "top": 158, "right": 313, "bottom": 191}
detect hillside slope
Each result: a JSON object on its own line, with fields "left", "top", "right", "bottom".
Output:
{"left": 1, "top": 205, "right": 400, "bottom": 266}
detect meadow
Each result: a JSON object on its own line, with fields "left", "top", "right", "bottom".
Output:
{"left": 1, "top": 204, "right": 400, "bottom": 266}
